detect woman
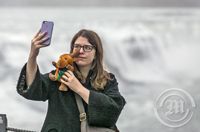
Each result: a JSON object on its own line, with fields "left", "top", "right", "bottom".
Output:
{"left": 17, "top": 29, "right": 126, "bottom": 132}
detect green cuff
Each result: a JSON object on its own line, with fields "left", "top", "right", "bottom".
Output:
{"left": 57, "top": 70, "right": 65, "bottom": 81}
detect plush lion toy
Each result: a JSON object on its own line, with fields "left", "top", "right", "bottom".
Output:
{"left": 49, "top": 49, "right": 80, "bottom": 91}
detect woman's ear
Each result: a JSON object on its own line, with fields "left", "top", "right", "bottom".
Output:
{"left": 52, "top": 61, "right": 57, "bottom": 67}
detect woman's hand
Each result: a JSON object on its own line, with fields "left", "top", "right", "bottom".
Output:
{"left": 29, "top": 30, "right": 49, "bottom": 58}
{"left": 60, "top": 70, "right": 83, "bottom": 93}
{"left": 26, "top": 31, "right": 49, "bottom": 86}
{"left": 60, "top": 70, "right": 90, "bottom": 103}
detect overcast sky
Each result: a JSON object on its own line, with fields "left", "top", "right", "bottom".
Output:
{"left": 0, "top": 0, "right": 200, "bottom": 7}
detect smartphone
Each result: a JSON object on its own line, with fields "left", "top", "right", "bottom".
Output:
{"left": 40, "top": 21, "right": 54, "bottom": 46}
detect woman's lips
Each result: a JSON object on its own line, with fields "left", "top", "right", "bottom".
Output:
{"left": 75, "top": 57, "right": 85, "bottom": 61}
{"left": 77, "top": 56, "right": 86, "bottom": 59}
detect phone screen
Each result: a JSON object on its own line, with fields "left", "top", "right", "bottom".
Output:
{"left": 40, "top": 21, "right": 54, "bottom": 46}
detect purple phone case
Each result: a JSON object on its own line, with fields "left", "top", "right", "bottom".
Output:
{"left": 40, "top": 21, "right": 54, "bottom": 46}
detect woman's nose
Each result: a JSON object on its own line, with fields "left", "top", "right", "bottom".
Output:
{"left": 79, "top": 47, "right": 84, "bottom": 53}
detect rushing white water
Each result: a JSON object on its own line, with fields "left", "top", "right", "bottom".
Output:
{"left": 0, "top": 7, "right": 200, "bottom": 132}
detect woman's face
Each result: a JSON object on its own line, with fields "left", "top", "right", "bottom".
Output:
{"left": 73, "top": 36, "right": 96, "bottom": 68}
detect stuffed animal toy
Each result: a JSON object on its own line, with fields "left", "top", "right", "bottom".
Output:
{"left": 49, "top": 49, "right": 80, "bottom": 91}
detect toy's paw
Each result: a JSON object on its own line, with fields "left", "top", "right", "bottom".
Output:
{"left": 49, "top": 72, "right": 57, "bottom": 81}
{"left": 59, "top": 83, "right": 68, "bottom": 91}
{"left": 66, "top": 65, "right": 74, "bottom": 71}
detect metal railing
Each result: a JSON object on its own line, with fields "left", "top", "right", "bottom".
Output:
{"left": 0, "top": 114, "right": 36, "bottom": 132}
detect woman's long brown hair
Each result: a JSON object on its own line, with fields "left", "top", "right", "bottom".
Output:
{"left": 70, "top": 29, "right": 111, "bottom": 90}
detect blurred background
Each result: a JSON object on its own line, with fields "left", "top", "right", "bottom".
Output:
{"left": 0, "top": 0, "right": 200, "bottom": 131}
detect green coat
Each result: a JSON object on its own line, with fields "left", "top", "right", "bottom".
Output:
{"left": 17, "top": 64, "right": 126, "bottom": 132}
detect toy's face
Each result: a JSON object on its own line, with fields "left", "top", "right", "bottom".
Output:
{"left": 57, "top": 54, "right": 73, "bottom": 68}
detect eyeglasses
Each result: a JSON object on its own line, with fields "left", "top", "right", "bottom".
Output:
{"left": 73, "top": 44, "right": 95, "bottom": 52}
